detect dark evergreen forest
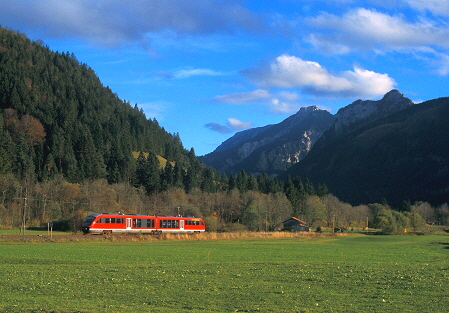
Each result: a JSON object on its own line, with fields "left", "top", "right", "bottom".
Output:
{"left": 0, "top": 26, "right": 446, "bottom": 233}
{"left": 0, "top": 26, "right": 191, "bottom": 183}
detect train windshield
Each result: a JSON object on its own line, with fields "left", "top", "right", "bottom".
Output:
{"left": 82, "top": 215, "right": 96, "bottom": 227}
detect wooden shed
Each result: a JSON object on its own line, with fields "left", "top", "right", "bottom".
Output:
{"left": 274, "top": 217, "right": 310, "bottom": 232}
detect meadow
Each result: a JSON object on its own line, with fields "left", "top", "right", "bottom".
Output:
{"left": 0, "top": 233, "right": 448, "bottom": 312}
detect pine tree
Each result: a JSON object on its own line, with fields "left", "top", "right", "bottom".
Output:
{"left": 236, "top": 170, "right": 249, "bottom": 192}
{"left": 0, "top": 114, "right": 13, "bottom": 174}
{"left": 160, "top": 162, "right": 174, "bottom": 191}
{"left": 317, "top": 183, "right": 329, "bottom": 197}
{"left": 200, "top": 167, "right": 216, "bottom": 193}
{"left": 145, "top": 152, "right": 161, "bottom": 194}
{"left": 284, "top": 176, "right": 300, "bottom": 216}
{"left": 228, "top": 174, "right": 237, "bottom": 191}
{"left": 304, "top": 178, "right": 315, "bottom": 195}
{"left": 135, "top": 152, "right": 149, "bottom": 188}
{"left": 183, "top": 168, "right": 198, "bottom": 193}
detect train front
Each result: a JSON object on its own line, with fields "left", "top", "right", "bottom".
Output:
{"left": 82, "top": 213, "right": 99, "bottom": 234}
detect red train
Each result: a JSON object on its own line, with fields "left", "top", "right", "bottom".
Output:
{"left": 82, "top": 213, "right": 206, "bottom": 235}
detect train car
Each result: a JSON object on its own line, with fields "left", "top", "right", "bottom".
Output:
{"left": 82, "top": 213, "right": 206, "bottom": 235}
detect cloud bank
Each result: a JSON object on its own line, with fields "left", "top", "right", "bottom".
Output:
{"left": 241, "top": 54, "right": 395, "bottom": 98}
{"left": 306, "top": 6, "right": 449, "bottom": 75}
{"left": 0, "top": 0, "right": 265, "bottom": 47}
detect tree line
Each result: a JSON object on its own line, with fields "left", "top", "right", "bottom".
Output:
{"left": 1, "top": 165, "right": 447, "bottom": 233}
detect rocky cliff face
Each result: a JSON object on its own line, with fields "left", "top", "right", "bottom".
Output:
{"left": 334, "top": 89, "right": 414, "bottom": 132}
{"left": 212, "top": 124, "right": 273, "bottom": 153}
{"left": 199, "top": 106, "right": 335, "bottom": 176}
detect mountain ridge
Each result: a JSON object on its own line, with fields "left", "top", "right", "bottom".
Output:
{"left": 199, "top": 105, "right": 335, "bottom": 176}
{"left": 201, "top": 90, "right": 414, "bottom": 178}
{"left": 282, "top": 95, "right": 449, "bottom": 206}
{"left": 202, "top": 89, "right": 449, "bottom": 206}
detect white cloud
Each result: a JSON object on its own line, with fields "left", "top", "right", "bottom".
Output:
{"left": 173, "top": 68, "right": 226, "bottom": 79}
{"left": 412, "top": 48, "right": 449, "bottom": 76}
{"left": 306, "top": 7, "right": 449, "bottom": 75}
{"left": 0, "top": 0, "right": 265, "bottom": 47}
{"left": 214, "top": 89, "right": 301, "bottom": 114}
{"left": 227, "top": 118, "right": 252, "bottom": 130}
{"left": 404, "top": 0, "right": 449, "bottom": 17}
{"left": 278, "top": 91, "right": 299, "bottom": 102}
{"left": 138, "top": 100, "right": 171, "bottom": 121}
{"left": 268, "top": 99, "right": 300, "bottom": 114}
{"left": 307, "top": 8, "right": 449, "bottom": 51}
{"left": 205, "top": 118, "right": 252, "bottom": 134}
{"left": 436, "top": 53, "right": 449, "bottom": 76}
{"left": 307, "top": 34, "right": 351, "bottom": 55}
{"left": 214, "top": 89, "right": 271, "bottom": 104}
{"left": 242, "top": 54, "right": 395, "bottom": 98}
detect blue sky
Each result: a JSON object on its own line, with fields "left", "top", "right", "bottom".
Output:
{"left": 1, "top": 0, "right": 448, "bottom": 156}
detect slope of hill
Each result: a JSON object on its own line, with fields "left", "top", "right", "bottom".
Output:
{"left": 283, "top": 94, "right": 449, "bottom": 207}
{"left": 199, "top": 106, "right": 335, "bottom": 176}
{"left": 0, "top": 27, "right": 190, "bottom": 183}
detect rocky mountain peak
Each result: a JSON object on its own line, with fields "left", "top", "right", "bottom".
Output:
{"left": 382, "top": 89, "right": 405, "bottom": 103}
{"left": 334, "top": 89, "right": 413, "bottom": 132}
{"left": 299, "top": 105, "right": 320, "bottom": 112}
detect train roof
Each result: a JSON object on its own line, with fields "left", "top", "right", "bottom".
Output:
{"left": 90, "top": 213, "right": 202, "bottom": 219}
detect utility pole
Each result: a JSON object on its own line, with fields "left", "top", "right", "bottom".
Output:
{"left": 21, "top": 195, "right": 28, "bottom": 235}
{"left": 332, "top": 215, "right": 335, "bottom": 233}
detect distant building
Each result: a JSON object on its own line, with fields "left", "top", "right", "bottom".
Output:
{"left": 274, "top": 217, "right": 310, "bottom": 232}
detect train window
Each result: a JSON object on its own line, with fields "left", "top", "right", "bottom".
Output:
{"left": 186, "top": 220, "right": 203, "bottom": 225}
{"left": 160, "top": 220, "right": 178, "bottom": 228}
{"left": 133, "top": 219, "right": 155, "bottom": 228}
{"left": 99, "top": 217, "right": 124, "bottom": 224}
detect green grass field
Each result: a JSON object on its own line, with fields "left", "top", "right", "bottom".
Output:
{"left": 1, "top": 234, "right": 448, "bottom": 312}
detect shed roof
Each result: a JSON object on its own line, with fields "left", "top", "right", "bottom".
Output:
{"left": 282, "top": 217, "right": 308, "bottom": 225}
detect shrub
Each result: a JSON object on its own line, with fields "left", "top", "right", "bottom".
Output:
{"left": 50, "top": 220, "right": 70, "bottom": 231}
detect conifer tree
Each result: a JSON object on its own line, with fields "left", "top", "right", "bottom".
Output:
{"left": 236, "top": 170, "right": 249, "bottom": 192}
{"left": 304, "top": 178, "right": 315, "bottom": 195}
{"left": 200, "top": 167, "right": 216, "bottom": 193}
{"left": 317, "top": 183, "right": 329, "bottom": 197}
{"left": 145, "top": 152, "right": 161, "bottom": 194}
{"left": 183, "top": 168, "right": 198, "bottom": 193}
{"left": 284, "top": 176, "right": 300, "bottom": 216}
{"left": 228, "top": 174, "right": 237, "bottom": 191}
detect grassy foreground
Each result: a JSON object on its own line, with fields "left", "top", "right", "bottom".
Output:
{"left": 0, "top": 233, "right": 448, "bottom": 312}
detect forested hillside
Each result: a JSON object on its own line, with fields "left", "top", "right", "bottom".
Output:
{"left": 0, "top": 26, "right": 189, "bottom": 183}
